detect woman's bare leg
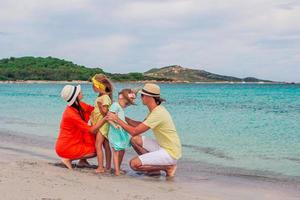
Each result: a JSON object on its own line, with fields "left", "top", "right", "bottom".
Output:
{"left": 60, "top": 152, "right": 96, "bottom": 170}
{"left": 78, "top": 158, "right": 90, "bottom": 167}
{"left": 113, "top": 149, "right": 120, "bottom": 176}
{"left": 61, "top": 158, "right": 73, "bottom": 170}
{"left": 80, "top": 153, "right": 96, "bottom": 159}
{"left": 103, "top": 138, "right": 112, "bottom": 171}
{"left": 95, "top": 132, "right": 105, "bottom": 173}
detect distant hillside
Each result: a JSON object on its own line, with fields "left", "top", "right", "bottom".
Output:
{"left": 145, "top": 65, "right": 271, "bottom": 82}
{"left": 0, "top": 57, "right": 271, "bottom": 82}
{"left": 0, "top": 57, "right": 104, "bottom": 81}
{"left": 0, "top": 57, "right": 171, "bottom": 82}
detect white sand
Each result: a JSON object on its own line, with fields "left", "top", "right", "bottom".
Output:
{"left": 0, "top": 136, "right": 299, "bottom": 200}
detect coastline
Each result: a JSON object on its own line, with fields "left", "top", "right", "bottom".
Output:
{"left": 0, "top": 130, "right": 299, "bottom": 200}
{"left": 0, "top": 80, "right": 291, "bottom": 84}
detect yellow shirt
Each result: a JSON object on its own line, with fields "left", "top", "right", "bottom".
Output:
{"left": 90, "top": 94, "right": 112, "bottom": 138}
{"left": 143, "top": 105, "right": 182, "bottom": 160}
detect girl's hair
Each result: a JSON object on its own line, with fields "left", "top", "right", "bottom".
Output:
{"left": 153, "top": 97, "right": 166, "bottom": 105}
{"left": 94, "top": 74, "right": 113, "bottom": 100}
{"left": 71, "top": 98, "right": 85, "bottom": 121}
{"left": 119, "top": 88, "right": 136, "bottom": 105}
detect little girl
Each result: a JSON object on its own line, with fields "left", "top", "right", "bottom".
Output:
{"left": 108, "top": 89, "right": 136, "bottom": 176}
{"left": 90, "top": 74, "right": 114, "bottom": 173}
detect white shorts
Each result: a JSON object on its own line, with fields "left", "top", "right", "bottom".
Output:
{"left": 138, "top": 136, "right": 177, "bottom": 166}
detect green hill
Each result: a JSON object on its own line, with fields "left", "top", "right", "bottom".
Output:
{"left": 0, "top": 56, "right": 104, "bottom": 81}
{"left": 0, "top": 57, "right": 271, "bottom": 82}
{"left": 145, "top": 65, "right": 271, "bottom": 82}
{"left": 0, "top": 56, "right": 173, "bottom": 82}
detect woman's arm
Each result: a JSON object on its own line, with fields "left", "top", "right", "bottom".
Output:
{"left": 89, "top": 116, "right": 107, "bottom": 134}
{"left": 80, "top": 101, "right": 94, "bottom": 114}
{"left": 107, "top": 113, "right": 149, "bottom": 136}
{"left": 71, "top": 110, "right": 106, "bottom": 134}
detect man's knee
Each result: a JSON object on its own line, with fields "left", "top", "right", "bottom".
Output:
{"left": 131, "top": 136, "right": 142, "bottom": 147}
{"left": 130, "top": 157, "right": 142, "bottom": 171}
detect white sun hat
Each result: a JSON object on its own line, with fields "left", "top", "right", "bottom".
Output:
{"left": 61, "top": 85, "right": 81, "bottom": 106}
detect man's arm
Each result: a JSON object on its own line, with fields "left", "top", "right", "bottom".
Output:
{"left": 125, "top": 117, "right": 142, "bottom": 127}
{"left": 108, "top": 113, "right": 149, "bottom": 136}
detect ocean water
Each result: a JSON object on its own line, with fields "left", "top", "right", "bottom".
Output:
{"left": 0, "top": 83, "right": 299, "bottom": 179}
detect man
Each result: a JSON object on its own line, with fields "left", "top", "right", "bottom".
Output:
{"left": 107, "top": 83, "right": 182, "bottom": 177}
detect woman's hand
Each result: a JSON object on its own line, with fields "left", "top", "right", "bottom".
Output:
{"left": 102, "top": 115, "right": 108, "bottom": 121}
{"left": 90, "top": 115, "right": 108, "bottom": 134}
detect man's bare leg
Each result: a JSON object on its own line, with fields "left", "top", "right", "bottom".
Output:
{"left": 130, "top": 136, "right": 148, "bottom": 155}
{"left": 130, "top": 137, "right": 162, "bottom": 175}
{"left": 130, "top": 157, "right": 177, "bottom": 177}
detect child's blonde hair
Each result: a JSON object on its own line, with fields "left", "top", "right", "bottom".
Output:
{"left": 92, "top": 74, "right": 113, "bottom": 100}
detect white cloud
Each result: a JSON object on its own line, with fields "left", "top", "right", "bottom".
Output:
{"left": 0, "top": 0, "right": 300, "bottom": 81}
{"left": 47, "top": 34, "right": 137, "bottom": 68}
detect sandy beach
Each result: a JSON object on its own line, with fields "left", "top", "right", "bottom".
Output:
{"left": 0, "top": 131, "right": 299, "bottom": 200}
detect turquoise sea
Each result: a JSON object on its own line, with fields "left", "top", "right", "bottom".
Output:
{"left": 0, "top": 83, "right": 299, "bottom": 179}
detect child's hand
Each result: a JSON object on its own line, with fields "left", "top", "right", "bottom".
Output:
{"left": 107, "top": 112, "right": 118, "bottom": 121}
{"left": 111, "top": 123, "right": 121, "bottom": 129}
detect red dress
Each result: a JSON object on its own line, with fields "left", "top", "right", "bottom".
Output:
{"left": 55, "top": 102, "right": 96, "bottom": 159}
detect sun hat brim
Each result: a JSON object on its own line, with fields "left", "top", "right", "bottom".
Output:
{"left": 67, "top": 85, "right": 81, "bottom": 106}
{"left": 138, "top": 89, "right": 160, "bottom": 97}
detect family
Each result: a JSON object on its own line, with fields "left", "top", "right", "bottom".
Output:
{"left": 55, "top": 74, "right": 182, "bottom": 177}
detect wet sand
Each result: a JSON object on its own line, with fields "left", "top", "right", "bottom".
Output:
{"left": 0, "top": 131, "right": 299, "bottom": 200}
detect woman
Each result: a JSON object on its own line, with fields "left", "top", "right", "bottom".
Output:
{"left": 55, "top": 85, "right": 107, "bottom": 169}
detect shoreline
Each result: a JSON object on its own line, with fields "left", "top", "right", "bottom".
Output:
{"left": 0, "top": 130, "right": 299, "bottom": 199}
{"left": 0, "top": 80, "right": 292, "bottom": 84}
{"left": 1, "top": 130, "right": 300, "bottom": 184}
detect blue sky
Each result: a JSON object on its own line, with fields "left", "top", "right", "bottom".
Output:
{"left": 0, "top": 0, "right": 299, "bottom": 82}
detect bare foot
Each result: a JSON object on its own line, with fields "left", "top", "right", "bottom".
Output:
{"left": 61, "top": 158, "right": 73, "bottom": 170}
{"left": 165, "top": 165, "right": 177, "bottom": 177}
{"left": 95, "top": 167, "right": 105, "bottom": 173}
{"left": 114, "top": 169, "right": 121, "bottom": 176}
{"left": 78, "top": 159, "right": 91, "bottom": 168}
{"left": 104, "top": 168, "right": 111, "bottom": 172}
{"left": 146, "top": 170, "right": 161, "bottom": 176}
